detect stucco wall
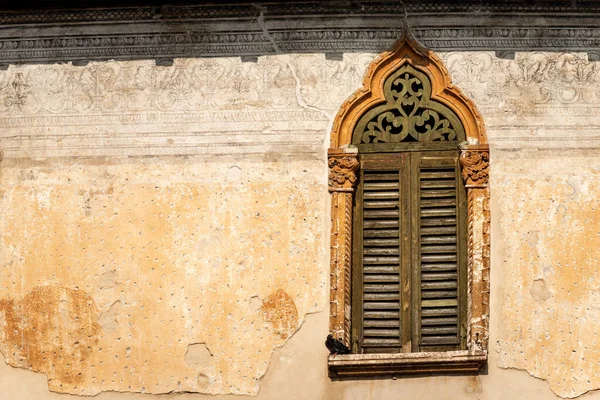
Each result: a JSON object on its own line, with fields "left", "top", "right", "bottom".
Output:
{"left": 0, "top": 50, "right": 600, "bottom": 399}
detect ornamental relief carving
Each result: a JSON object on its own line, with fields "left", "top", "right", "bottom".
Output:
{"left": 1, "top": 52, "right": 600, "bottom": 123}
{"left": 441, "top": 51, "right": 600, "bottom": 111}
{"left": 354, "top": 64, "right": 464, "bottom": 144}
{"left": 460, "top": 149, "right": 490, "bottom": 187}
{"left": 328, "top": 154, "right": 359, "bottom": 192}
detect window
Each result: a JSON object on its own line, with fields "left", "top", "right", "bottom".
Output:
{"left": 327, "top": 34, "right": 490, "bottom": 377}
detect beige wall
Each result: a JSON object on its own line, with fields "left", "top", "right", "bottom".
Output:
{"left": 0, "top": 51, "right": 600, "bottom": 399}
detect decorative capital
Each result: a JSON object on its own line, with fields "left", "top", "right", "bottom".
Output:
{"left": 459, "top": 146, "right": 489, "bottom": 188}
{"left": 328, "top": 152, "right": 359, "bottom": 193}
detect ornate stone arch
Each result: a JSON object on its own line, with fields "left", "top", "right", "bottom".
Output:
{"left": 328, "top": 33, "right": 490, "bottom": 376}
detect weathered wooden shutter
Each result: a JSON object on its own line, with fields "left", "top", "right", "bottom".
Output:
{"left": 353, "top": 154, "right": 407, "bottom": 354}
{"left": 412, "top": 151, "right": 467, "bottom": 352}
{"left": 353, "top": 151, "right": 466, "bottom": 354}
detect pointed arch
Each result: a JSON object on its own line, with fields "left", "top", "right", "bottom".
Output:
{"left": 330, "top": 34, "right": 487, "bottom": 149}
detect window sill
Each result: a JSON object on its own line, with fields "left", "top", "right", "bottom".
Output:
{"left": 328, "top": 350, "right": 487, "bottom": 379}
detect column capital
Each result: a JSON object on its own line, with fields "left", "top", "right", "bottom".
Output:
{"left": 328, "top": 148, "right": 359, "bottom": 193}
{"left": 459, "top": 145, "right": 489, "bottom": 188}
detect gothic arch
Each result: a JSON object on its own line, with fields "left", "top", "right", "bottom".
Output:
{"left": 327, "top": 33, "right": 490, "bottom": 376}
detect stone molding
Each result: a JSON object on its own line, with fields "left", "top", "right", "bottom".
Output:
{"left": 3, "top": 1, "right": 600, "bottom": 64}
{"left": 327, "top": 33, "right": 490, "bottom": 377}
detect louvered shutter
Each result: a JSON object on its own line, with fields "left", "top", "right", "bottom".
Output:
{"left": 413, "top": 151, "right": 467, "bottom": 352}
{"left": 353, "top": 154, "right": 407, "bottom": 354}
{"left": 352, "top": 151, "right": 466, "bottom": 354}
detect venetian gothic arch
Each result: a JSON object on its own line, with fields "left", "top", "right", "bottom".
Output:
{"left": 327, "top": 33, "right": 491, "bottom": 376}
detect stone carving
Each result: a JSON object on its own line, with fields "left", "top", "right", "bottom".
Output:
{"left": 459, "top": 148, "right": 490, "bottom": 187}
{"left": 2, "top": 3, "right": 600, "bottom": 64}
{"left": 328, "top": 154, "right": 359, "bottom": 192}
{"left": 356, "top": 64, "right": 463, "bottom": 143}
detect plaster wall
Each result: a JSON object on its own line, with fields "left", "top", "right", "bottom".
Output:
{"left": 0, "top": 50, "right": 599, "bottom": 399}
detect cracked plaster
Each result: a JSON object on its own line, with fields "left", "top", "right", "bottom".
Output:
{"left": 0, "top": 50, "right": 600, "bottom": 398}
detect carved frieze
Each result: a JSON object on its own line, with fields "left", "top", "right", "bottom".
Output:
{"left": 2, "top": 2, "right": 600, "bottom": 64}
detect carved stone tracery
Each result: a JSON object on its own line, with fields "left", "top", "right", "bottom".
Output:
{"left": 355, "top": 65, "right": 465, "bottom": 144}
{"left": 328, "top": 33, "right": 491, "bottom": 377}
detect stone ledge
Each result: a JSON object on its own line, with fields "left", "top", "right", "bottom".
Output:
{"left": 328, "top": 350, "right": 487, "bottom": 378}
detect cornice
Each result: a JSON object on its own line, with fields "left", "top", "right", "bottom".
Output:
{"left": 2, "top": 1, "right": 600, "bottom": 64}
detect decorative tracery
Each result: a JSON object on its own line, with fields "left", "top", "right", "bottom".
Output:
{"left": 354, "top": 65, "right": 465, "bottom": 144}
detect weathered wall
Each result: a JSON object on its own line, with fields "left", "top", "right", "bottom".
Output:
{"left": 0, "top": 50, "right": 600, "bottom": 399}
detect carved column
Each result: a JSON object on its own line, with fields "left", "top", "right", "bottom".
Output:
{"left": 459, "top": 144, "right": 490, "bottom": 353}
{"left": 328, "top": 148, "right": 359, "bottom": 347}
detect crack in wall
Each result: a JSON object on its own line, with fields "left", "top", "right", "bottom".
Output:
{"left": 255, "top": 5, "right": 333, "bottom": 120}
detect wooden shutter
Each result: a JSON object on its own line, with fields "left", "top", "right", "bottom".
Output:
{"left": 353, "top": 154, "right": 408, "bottom": 354}
{"left": 352, "top": 151, "right": 466, "bottom": 354}
{"left": 412, "top": 151, "right": 467, "bottom": 352}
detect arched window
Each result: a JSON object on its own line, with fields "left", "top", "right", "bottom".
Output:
{"left": 328, "top": 34, "right": 490, "bottom": 377}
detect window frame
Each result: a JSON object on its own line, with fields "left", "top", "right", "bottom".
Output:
{"left": 327, "top": 34, "right": 490, "bottom": 378}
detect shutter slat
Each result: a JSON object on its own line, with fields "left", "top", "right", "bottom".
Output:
{"left": 364, "top": 229, "right": 399, "bottom": 238}
{"left": 421, "top": 235, "right": 456, "bottom": 244}
{"left": 421, "top": 290, "right": 458, "bottom": 299}
{"left": 364, "top": 200, "right": 400, "bottom": 208}
{"left": 363, "top": 329, "right": 401, "bottom": 337}
{"left": 421, "top": 307, "right": 457, "bottom": 317}
{"left": 363, "top": 338, "right": 402, "bottom": 346}
{"left": 421, "top": 198, "right": 456, "bottom": 207}
{"left": 363, "top": 237, "right": 399, "bottom": 246}
{"left": 422, "top": 299, "right": 458, "bottom": 307}
{"left": 421, "top": 207, "right": 456, "bottom": 217}
{"left": 363, "top": 219, "right": 398, "bottom": 230}
{"left": 420, "top": 171, "right": 456, "bottom": 179}
{"left": 421, "top": 317, "right": 458, "bottom": 325}
{"left": 422, "top": 272, "right": 457, "bottom": 281}
{"left": 364, "top": 302, "right": 400, "bottom": 310}
{"left": 364, "top": 247, "right": 400, "bottom": 256}
{"left": 364, "top": 310, "right": 399, "bottom": 319}
{"left": 420, "top": 336, "right": 459, "bottom": 345}
{"left": 420, "top": 190, "right": 456, "bottom": 198}
{"left": 364, "top": 293, "right": 400, "bottom": 301}
{"left": 364, "top": 182, "right": 399, "bottom": 190}
{"left": 421, "top": 281, "right": 457, "bottom": 290}
{"left": 421, "top": 226, "right": 456, "bottom": 235}
{"left": 365, "top": 210, "right": 400, "bottom": 218}
{"left": 421, "top": 245, "right": 457, "bottom": 253}
{"left": 421, "top": 263, "right": 457, "bottom": 272}
{"left": 421, "top": 326, "right": 458, "bottom": 335}
{"left": 364, "top": 173, "right": 401, "bottom": 181}
{"left": 364, "top": 191, "right": 399, "bottom": 200}
{"left": 364, "top": 284, "right": 399, "bottom": 292}
{"left": 420, "top": 217, "right": 456, "bottom": 226}
{"left": 420, "top": 180, "right": 456, "bottom": 189}
{"left": 363, "top": 266, "right": 399, "bottom": 274}
{"left": 364, "top": 319, "right": 401, "bottom": 328}
{"left": 421, "top": 254, "right": 457, "bottom": 262}
{"left": 364, "top": 274, "right": 399, "bottom": 283}
{"left": 364, "top": 256, "right": 400, "bottom": 264}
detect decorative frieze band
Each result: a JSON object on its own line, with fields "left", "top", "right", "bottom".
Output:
{"left": 2, "top": 2, "right": 600, "bottom": 64}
